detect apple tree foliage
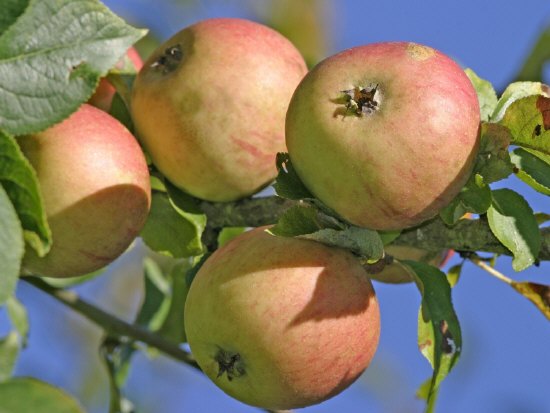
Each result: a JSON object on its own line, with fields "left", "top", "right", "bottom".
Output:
{"left": 0, "top": 0, "right": 549, "bottom": 412}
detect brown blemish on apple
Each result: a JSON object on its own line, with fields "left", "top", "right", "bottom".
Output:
{"left": 150, "top": 44, "right": 183, "bottom": 74}
{"left": 406, "top": 43, "right": 435, "bottom": 61}
{"left": 215, "top": 348, "right": 246, "bottom": 381}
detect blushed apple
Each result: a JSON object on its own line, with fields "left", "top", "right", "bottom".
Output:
{"left": 130, "top": 18, "right": 308, "bottom": 202}
{"left": 184, "top": 226, "right": 380, "bottom": 410}
{"left": 286, "top": 42, "right": 480, "bottom": 230}
{"left": 18, "top": 104, "right": 151, "bottom": 278}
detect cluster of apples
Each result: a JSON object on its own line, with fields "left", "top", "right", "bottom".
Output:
{"left": 20, "top": 17, "right": 480, "bottom": 410}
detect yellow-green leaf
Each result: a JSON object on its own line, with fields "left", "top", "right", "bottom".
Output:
{"left": 0, "top": 378, "right": 85, "bottom": 413}
{"left": 511, "top": 281, "right": 550, "bottom": 320}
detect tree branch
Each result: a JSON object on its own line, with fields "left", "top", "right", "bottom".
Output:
{"left": 199, "top": 196, "right": 295, "bottom": 228}
{"left": 22, "top": 276, "right": 200, "bottom": 369}
{"left": 394, "top": 216, "right": 550, "bottom": 259}
{"left": 200, "top": 196, "right": 550, "bottom": 260}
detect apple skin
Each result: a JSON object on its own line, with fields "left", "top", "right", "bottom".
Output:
{"left": 286, "top": 42, "right": 480, "bottom": 230}
{"left": 184, "top": 226, "right": 380, "bottom": 410}
{"left": 88, "top": 47, "right": 143, "bottom": 112}
{"left": 369, "top": 246, "right": 454, "bottom": 283}
{"left": 18, "top": 104, "right": 151, "bottom": 278}
{"left": 131, "top": 18, "right": 308, "bottom": 202}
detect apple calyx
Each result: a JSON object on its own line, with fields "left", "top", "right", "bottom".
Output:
{"left": 340, "top": 84, "right": 380, "bottom": 116}
{"left": 150, "top": 44, "right": 183, "bottom": 74}
{"left": 215, "top": 348, "right": 246, "bottom": 381}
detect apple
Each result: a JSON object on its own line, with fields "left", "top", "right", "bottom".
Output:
{"left": 18, "top": 104, "right": 151, "bottom": 278}
{"left": 88, "top": 47, "right": 143, "bottom": 112}
{"left": 130, "top": 18, "right": 308, "bottom": 202}
{"left": 369, "top": 246, "right": 454, "bottom": 283}
{"left": 286, "top": 42, "right": 480, "bottom": 230}
{"left": 184, "top": 226, "right": 380, "bottom": 410}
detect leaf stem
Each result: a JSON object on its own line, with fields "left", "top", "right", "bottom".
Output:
{"left": 469, "top": 255, "right": 513, "bottom": 284}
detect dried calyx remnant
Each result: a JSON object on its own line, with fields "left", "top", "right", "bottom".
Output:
{"left": 150, "top": 44, "right": 183, "bottom": 74}
{"left": 215, "top": 348, "right": 246, "bottom": 381}
{"left": 361, "top": 254, "right": 393, "bottom": 274}
{"left": 341, "top": 84, "right": 381, "bottom": 116}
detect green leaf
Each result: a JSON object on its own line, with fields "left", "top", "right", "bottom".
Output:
{"left": 510, "top": 281, "right": 550, "bottom": 320}
{"left": 514, "top": 24, "right": 550, "bottom": 82}
{"left": 217, "top": 227, "right": 246, "bottom": 248}
{"left": 464, "top": 68, "right": 498, "bottom": 122}
{"left": 446, "top": 263, "right": 463, "bottom": 288}
{"left": 95, "top": 259, "right": 178, "bottom": 407}
{"left": 416, "top": 378, "right": 432, "bottom": 401}
{"left": 42, "top": 269, "right": 104, "bottom": 288}
{"left": 273, "top": 154, "right": 343, "bottom": 221}
{"left": 109, "top": 91, "right": 134, "bottom": 133}
{"left": 487, "top": 189, "right": 541, "bottom": 271}
{"left": 0, "top": 0, "right": 29, "bottom": 35}
{"left": 140, "top": 190, "right": 205, "bottom": 258}
{"left": 0, "top": 184, "right": 24, "bottom": 306}
{"left": 166, "top": 182, "right": 206, "bottom": 250}
{"left": 457, "top": 174, "right": 491, "bottom": 212}
{"left": 535, "top": 212, "right": 550, "bottom": 225}
{"left": 273, "top": 152, "right": 313, "bottom": 200}
{"left": 269, "top": 204, "right": 325, "bottom": 237}
{"left": 473, "top": 123, "right": 514, "bottom": 183}
{"left": 439, "top": 174, "right": 491, "bottom": 225}
{"left": 166, "top": 182, "right": 205, "bottom": 215}
{"left": 106, "top": 61, "right": 140, "bottom": 78}
{"left": 0, "top": 131, "right": 51, "bottom": 256}
{"left": 6, "top": 295, "right": 29, "bottom": 345}
{"left": 149, "top": 175, "right": 166, "bottom": 192}
{"left": 0, "top": 0, "right": 146, "bottom": 135}
{"left": 300, "top": 227, "right": 384, "bottom": 261}
{"left": 100, "top": 336, "right": 135, "bottom": 413}
{"left": 157, "top": 260, "right": 192, "bottom": 344}
{"left": 403, "top": 261, "right": 462, "bottom": 413}
{"left": 0, "top": 296, "right": 28, "bottom": 382}
{"left": 0, "top": 377, "right": 85, "bottom": 413}
{"left": 498, "top": 94, "right": 550, "bottom": 155}
{"left": 491, "top": 81, "right": 549, "bottom": 123}
{"left": 106, "top": 73, "right": 137, "bottom": 130}
{"left": 136, "top": 258, "right": 171, "bottom": 331}
{"left": 270, "top": 204, "right": 382, "bottom": 259}
{"left": 0, "top": 332, "right": 19, "bottom": 382}
{"left": 378, "top": 230, "right": 402, "bottom": 246}
{"left": 185, "top": 253, "right": 211, "bottom": 287}
{"left": 510, "top": 147, "right": 550, "bottom": 195}
{"left": 270, "top": 204, "right": 344, "bottom": 237}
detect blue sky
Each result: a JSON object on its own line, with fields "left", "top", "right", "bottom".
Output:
{"left": 10, "top": 1, "right": 550, "bottom": 413}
